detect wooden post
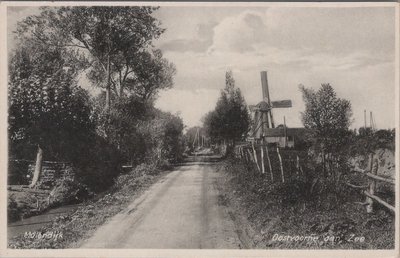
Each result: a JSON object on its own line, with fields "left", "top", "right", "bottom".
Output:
{"left": 366, "top": 153, "right": 375, "bottom": 213}
{"left": 284, "top": 116, "right": 288, "bottom": 148}
{"left": 252, "top": 142, "right": 261, "bottom": 172}
{"left": 277, "top": 147, "right": 284, "bottom": 183}
{"left": 364, "top": 110, "right": 367, "bottom": 129}
{"left": 29, "top": 145, "right": 43, "bottom": 188}
{"left": 322, "top": 150, "right": 326, "bottom": 177}
{"left": 247, "top": 148, "right": 253, "bottom": 162}
{"left": 369, "top": 111, "right": 372, "bottom": 130}
{"left": 265, "top": 144, "right": 273, "bottom": 182}
{"left": 243, "top": 147, "right": 249, "bottom": 163}
{"left": 296, "top": 155, "right": 301, "bottom": 175}
{"left": 260, "top": 140, "right": 265, "bottom": 174}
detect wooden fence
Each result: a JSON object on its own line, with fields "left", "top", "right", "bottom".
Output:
{"left": 347, "top": 153, "right": 395, "bottom": 213}
{"left": 235, "top": 145, "right": 395, "bottom": 214}
{"left": 234, "top": 143, "right": 305, "bottom": 183}
{"left": 9, "top": 160, "right": 74, "bottom": 188}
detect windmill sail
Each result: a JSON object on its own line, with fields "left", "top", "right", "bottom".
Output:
{"left": 271, "top": 100, "right": 292, "bottom": 108}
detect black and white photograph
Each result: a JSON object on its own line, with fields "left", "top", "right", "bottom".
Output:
{"left": 1, "top": 1, "right": 399, "bottom": 257}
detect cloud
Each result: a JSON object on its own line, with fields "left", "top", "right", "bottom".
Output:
{"left": 154, "top": 7, "right": 396, "bottom": 129}
{"left": 160, "top": 39, "right": 211, "bottom": 53}
{"left": 207, "top": 11, "right": 268, "bottom": 54}
{"left": 159, "top": 21, "right": 217, "bottom": 53}
{"left": 155, "top": 88, "right": 220, "bottom": 127}
{"left": 263, "top": 7, "right": 395, "bottom": 57}
{"left": 8, "top": 6, "right": 395, "bottom": 129}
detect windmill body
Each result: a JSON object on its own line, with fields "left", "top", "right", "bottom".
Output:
{"left": 250, "top": 71, "right": 292, "bottom": 142}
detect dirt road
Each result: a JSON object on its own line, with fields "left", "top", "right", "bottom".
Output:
{"left": 80, "top": 156, "right": 246, "bottom": 249}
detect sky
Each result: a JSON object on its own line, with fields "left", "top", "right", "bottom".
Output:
{"left": 7, "top": 5, "right": 397, "bottom": 129}
{"left": 153, "top": 6, "right": 397, "bottom": 129}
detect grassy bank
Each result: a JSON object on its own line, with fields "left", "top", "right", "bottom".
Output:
{"left": 8, "top": 163, "right": 170, "bottom": 249}
{"left": 220, "top": 158, "right": 395, "bottom": 249}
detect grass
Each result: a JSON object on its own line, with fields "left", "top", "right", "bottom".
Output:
{"left": 8, "top": 163, "right": 170, "bottom": 249}
{"left": 220, "top": 158, "right": 395, "bottom": 249}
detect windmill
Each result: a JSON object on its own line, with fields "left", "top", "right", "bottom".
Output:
{"left": 250, "top": 71, "right": 292, "bottom": 140}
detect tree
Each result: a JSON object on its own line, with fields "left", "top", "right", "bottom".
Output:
{"left": 136, "top": 109, "right": 185, "bottom": 165}
{"left": 299, "top": 83, "right": 352, "bottom": 176}
{"left": 9, "top": 45, "right": 95, "bottom": 187}
{"left": 16, "top": 6, "right": 167, "bottom": 110}
{"left": 117, "top": 49, "right": 176, "bottom": 101}
{"left": 203, "top": 71, "right": 250, "bottom": 148}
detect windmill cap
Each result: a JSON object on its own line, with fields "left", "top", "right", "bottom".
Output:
{"left": 256, "top": 100, "right": 270, "bottom": 111}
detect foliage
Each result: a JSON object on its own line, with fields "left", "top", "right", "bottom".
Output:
{"left": 137, "top": 109, "right": 185, "bottom": 165}
{"left": 16, "top": 6, "right": 174, "bottom": 105}
{"left": 300, "top": 83, "right": 352, "bottom": 151}
{"left": 8, "top": 45, "right": 95, "bottom": 163}
{"left": 223, "top": 158, "right": 395, "bottom": 249}
{"left": 184, "top": 126, "right": 208, "bottom": 152}
{"left": 8, "top": 163, "right": 168, "bottom": 249}
{"left": 9, "top": 6, "right": 182, "bottom": 195}
{"left": 348, "top": 128, "right": 395, "bottom": 156}
{"left": 8, "top": 195, "right": 23, "bottom": 222}
{"left": 49, "top": 178, "right": 92, "bottom": 207}
{"left": 120, "top": 49, "right": 176, "bottom": 101}
{"left": 7, "top": 42, "right": 123, "bottom": 192}
{"left": 299, "top": 83, "right": 352, "bottom": 177}
{"left": 203, "top": 71, "right": 251, "bottom": 145}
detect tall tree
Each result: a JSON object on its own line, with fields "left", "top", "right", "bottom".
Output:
{"left": 203, "top": 71, "right": 250, "bottom": 147}
{"left": 16, "top": 6, "right": 167, "bottom": 110}
{"left": 299, "top": 83, "right": 352, "bottom": 176}
{"left": 9, "top": 45, "right": 95, "bottom": 187}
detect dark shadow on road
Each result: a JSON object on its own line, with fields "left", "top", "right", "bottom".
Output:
{"left": 175, "top": 155, "right": 223, "bottom": 167}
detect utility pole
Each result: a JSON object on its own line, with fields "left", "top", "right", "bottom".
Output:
{"left": 364, "top": 110, "right": 367, "bottom": 129}
{"left": 370, "top": 111, "right": 372, "bottom": 129}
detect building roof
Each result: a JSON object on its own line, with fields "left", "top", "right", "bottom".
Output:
{"left": 264, "top": 127, "right": 309, "bottom": 138}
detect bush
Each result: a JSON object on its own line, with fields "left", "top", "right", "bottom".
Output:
{"left": 8, "top": 195, "right": 23, "bottom": 222}
{"left": 49, "top": 178, "right": 92, "bottom": 207}
{"left": 73, "top": 135, "right": 123, "bottom": 193}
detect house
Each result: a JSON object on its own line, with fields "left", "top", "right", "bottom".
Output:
{"left": 263, "top": 126, "right": 308, "bottom": 148}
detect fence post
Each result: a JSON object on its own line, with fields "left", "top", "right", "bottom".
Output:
{"left": 247, "top": 149, "right": 253, "bottom": 163}
{"left": 252, "top": 141, "right": 261, "bottom": 172}
{"left": 277, "top": 146, "right": 284, "bottom": 183}
{"left": 243, "top": 147, "right": 249, "bottom": 163}
{"left": 296, "top": 155, "right": 300, "bottom": 175}
{"left": 260, "top": 143, "right": 265, "bottom": 174}
{"left": 366, "top": 153, "right": 375, "bottom": 213}
{"left": 265, "top": 144, "right": 273, "bottom": 182}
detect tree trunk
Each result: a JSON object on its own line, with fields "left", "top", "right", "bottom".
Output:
{"left": 29, "top": 145, "right": 43, "bottom": 188}
{"left": 119, "top": 82, "right": 124, "bottom": 99}
{"left": 105, "top": 54, "right": 111, "bottom": 112}
{"left": 322, "top": 149, "right": 326, "bottom": 177}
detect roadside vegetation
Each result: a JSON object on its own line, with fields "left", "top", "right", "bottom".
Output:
{"left": 8, "top": 163, "right": 169, "bottom": 249}
{"left": 8, "top": 7, "right": 184, "bottom": 224}
{"left": 203, "top": 73, "right": 395, "bottom": 249}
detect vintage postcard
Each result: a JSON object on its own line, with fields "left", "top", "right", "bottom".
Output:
{"left": 0, "top": 1, "right": 399, "bottom": 258}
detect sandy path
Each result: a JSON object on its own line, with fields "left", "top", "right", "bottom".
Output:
{"left": 80, "top": 157, "right": 243, "bottom": 249}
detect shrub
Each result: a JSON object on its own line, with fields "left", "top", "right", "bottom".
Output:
{"left": 8, "top": 195, "right": 23, "bottom": 222}
{"left": 49, "top": 178, "right": 92, "bottom": 207}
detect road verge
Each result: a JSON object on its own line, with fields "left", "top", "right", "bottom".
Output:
{"left": 8, "top": 163, "right": 171, "bottom": 249}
